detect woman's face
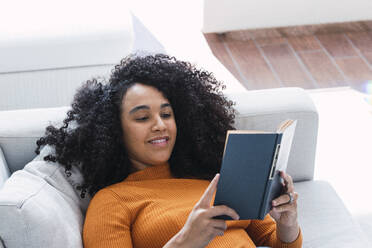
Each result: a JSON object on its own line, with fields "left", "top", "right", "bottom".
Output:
{"left": 120, "top": 83, "right": 177, "bottom": 171}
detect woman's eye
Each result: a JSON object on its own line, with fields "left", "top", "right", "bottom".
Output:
{"left": 161, "top": 113, "right": 172, "bottom": 118}
{"left": 136, "top": 116, "right": 149, "bottom": 121}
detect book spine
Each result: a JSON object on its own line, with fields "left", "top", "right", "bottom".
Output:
{"left": 258, "top": 134, "right": 282, "bottom": 219}
{"left": 259, "top": 180, "right": 273, "bottom": 219}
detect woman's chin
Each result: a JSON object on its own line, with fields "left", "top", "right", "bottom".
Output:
{"left": 146, "top": 152, "right": 171, "bottom": 165}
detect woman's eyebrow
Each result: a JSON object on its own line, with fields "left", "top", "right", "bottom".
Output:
{"left": 160, "top": 103, "right": 171, "bottom": 108}
{"left": 129, "top": 103, "right": 171, "bottom": 114}
{"left": 129, "top": 105, "right": 150, "bottom": 114}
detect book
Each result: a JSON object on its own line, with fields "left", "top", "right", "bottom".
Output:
{"left": 213, "top": 119, "right": 297, "bottom": 220}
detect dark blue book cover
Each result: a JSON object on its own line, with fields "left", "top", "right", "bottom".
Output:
{"left": 213, "top": 120, "right": 296, "bottom": 220}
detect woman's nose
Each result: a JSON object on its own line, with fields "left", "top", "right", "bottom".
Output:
{"left": 152, "top": 116, "right": 166, "bottom": 131}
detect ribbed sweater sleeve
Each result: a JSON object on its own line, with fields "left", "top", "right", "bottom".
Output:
{"left": 83, "top": 189, "right": 133, "bottom": 248}
{"left": 246, "top": 214, "right": 302, "bottom": 248}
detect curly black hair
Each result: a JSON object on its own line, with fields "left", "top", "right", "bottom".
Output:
{"left": 35, "top": 54, "right": 236, "bottom": 198}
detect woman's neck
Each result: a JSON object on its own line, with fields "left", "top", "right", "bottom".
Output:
{"left": 129, "top": 160, "right": 168, "bottom": 174}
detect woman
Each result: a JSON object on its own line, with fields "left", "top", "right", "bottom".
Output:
{"left": 36, "top": 54, "right": 302, "bottom": 247}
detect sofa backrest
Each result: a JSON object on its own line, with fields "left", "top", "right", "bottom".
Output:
{"left": 0, "top": 106, "right": 69, "bottom": 175}
{"left": 0, "top": 88, "right": 318, "bottom": 182}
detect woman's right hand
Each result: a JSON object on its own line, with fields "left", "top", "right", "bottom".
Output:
{"left": 165, "top": 174, "right": 240, "bottom": 248}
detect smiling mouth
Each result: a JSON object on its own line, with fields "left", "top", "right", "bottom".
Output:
{"left": 148, "top": 136, "right": 170, "bottom": 145}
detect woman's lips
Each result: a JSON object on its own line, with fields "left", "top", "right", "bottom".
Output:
{"left": 148, "top": 137, "right": 169, "bottom": 147}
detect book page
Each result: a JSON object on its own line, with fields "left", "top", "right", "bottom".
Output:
{"left": 277, "top": 119, "right": 294, "bottom": 133}
{"left": 275, "top": 120, "right": 297, "bottom": 171}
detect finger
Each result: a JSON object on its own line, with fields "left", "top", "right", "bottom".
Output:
{"left": 273, "top": 192, "right": 299, "bottom": 207}
{"left": 206, "top": 205, "right": 240, "bottom": 220}
{"left": 272, "top": 201, "right": 297, "bottom": 213}
{"left": 213, "top": 229, "right": 225, "bottom": 236}
{"left": 209, "top": 219, "right": 227, "bottom": 231}
{"left": 197, "top": 174, "right": 220, "bottom": 207}
{"left": 272, "top": 194, "right": 290, "bottom": 207}
{"left": 281, "top": 171, "right": 293, "bottom": 185}
{"left": 280, "top": 171, "right": 294, "bottom": 192}
{"left": 272, "top": 193, "right": 291, "bottom": 207}
{"left": 269, "top": 209, "right": 280, "bottom": 220}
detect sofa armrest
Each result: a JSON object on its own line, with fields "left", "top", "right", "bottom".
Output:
{"left": 225, "top": 87, "right": 318, "bottom": 182}
{"left": 0, "top": 147, "right": 10, "bottom": 188}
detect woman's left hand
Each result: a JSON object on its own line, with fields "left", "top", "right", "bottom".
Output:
{"left": 269, "top": 171, "right": 300, "bottom": 242}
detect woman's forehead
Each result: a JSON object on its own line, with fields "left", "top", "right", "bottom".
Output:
{"left": 122, "top": 84, "right": 169, "bottom": 111}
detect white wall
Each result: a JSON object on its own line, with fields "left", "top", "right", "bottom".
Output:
{"left": 203, "top": 0, "right": 372, "bottom": 33}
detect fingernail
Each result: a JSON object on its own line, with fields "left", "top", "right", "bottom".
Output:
{"left": 272, "top": 201, "right": 276, "bottom": 206}
{"left": 235, "top": 215, "right": 240, "bottom": 220}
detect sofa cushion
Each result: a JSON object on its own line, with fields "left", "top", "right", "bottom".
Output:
{"left": 295, "top": 180, "right": 370, "bottom": 247}
{"left": 0, "top": 146, "right": 90, "bottom": 248}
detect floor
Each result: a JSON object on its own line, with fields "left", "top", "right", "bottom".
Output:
{"left": 204, "top": 21, "right": 372, "bottom": 92}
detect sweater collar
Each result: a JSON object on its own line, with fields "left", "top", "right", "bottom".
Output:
{"left": 125, "top": 163, "right": 172, "bottom": 181}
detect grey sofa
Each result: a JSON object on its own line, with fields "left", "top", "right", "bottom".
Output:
{"left": 0, "top": 2, "right": 370, "bottom": 246}
{"left": 0, "top": 87, "right": 370, "bottom": 247}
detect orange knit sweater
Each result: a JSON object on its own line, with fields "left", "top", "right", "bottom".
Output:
{"left": 83, "top": 163, "right": 302, "bottom": 248}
